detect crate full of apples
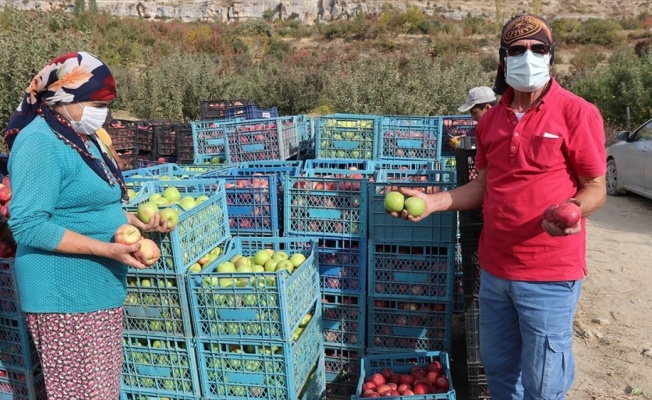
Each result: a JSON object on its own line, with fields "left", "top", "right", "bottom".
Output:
{"left": 279, "top": 114, "right": 310, "bottom": 160}
{"left": 191, "top": 120, "right": 227, "bottom": 165}
{"left": 315, "top": 114, "right": 379, "bottom": 159}
{"left": 353, "top": 351, "right": 455, "bottom": 399}
{"left": 121, "top": 179, "right": 230, "bottom": 274}
{"left": 187, "top": 236, "right": 320, "bottom": 341}
{"left": 222, "top": 174, "right": 279, "bottom": 236}
{"left": 224, "top": 118, "right": 284, "bottom": 163}
{"left": 377, "top": 116, "right": 443, "bottom": 161}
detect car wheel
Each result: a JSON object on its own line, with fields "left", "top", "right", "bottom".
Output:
{"left": 606, "top": 159, "right": 622, "bottom": 196}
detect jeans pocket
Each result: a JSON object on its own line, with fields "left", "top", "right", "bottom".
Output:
{"left": 542, "top": 332, "right": 574, "bottom": 399}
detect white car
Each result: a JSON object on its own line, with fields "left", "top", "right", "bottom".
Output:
{"left": 606, "top": 117, "right": 652, "bottom": 199}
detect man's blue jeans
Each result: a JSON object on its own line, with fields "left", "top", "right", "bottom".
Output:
{"left": 479, "top": 269, "right": 582, "bottom": 400}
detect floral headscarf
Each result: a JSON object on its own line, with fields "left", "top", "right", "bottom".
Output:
{"left": 4, "top": 51, "right": 127, "bottom": 200}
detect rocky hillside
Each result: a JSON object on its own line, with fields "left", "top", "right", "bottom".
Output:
{"left": 4, "top": 0, "right": 648, "bottom": 22}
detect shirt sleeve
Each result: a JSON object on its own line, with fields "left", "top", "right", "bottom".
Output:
{"left": 8, "top": 132, "right": 67, "bottom": 251}
{"left": 566, "top": 103, "right": 606, "bottom": 178}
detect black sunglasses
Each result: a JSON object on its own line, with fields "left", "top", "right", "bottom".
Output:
{"left": 503, "top": 43, "right": 552, "bottom": 57}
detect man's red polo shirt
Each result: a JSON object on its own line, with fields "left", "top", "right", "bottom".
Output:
{"left": 474, "top": 79, "right": 606, "bottom": 281}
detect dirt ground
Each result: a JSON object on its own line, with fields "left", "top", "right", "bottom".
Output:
{"left": 451, "top": 193, "right": 652, "bottom": 399}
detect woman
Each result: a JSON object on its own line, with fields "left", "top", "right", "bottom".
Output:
{"left": 4, "top": 51, "right": 172, "bottom": 399}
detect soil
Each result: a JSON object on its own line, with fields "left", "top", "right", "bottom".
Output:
{"left": 451, "top": 193, "right": 652, "bottom": 399}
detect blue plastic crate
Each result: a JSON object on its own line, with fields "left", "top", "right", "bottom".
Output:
{"left": 284, "top": 172, "right": 369, "bottom": 238}
{"left": 225, "top": 104, "right": 279, "bottom": 120}
{"left": 225, "top": 118, "right": 284, "bottom": 163}
{"left": 123, "top": 164, "right": 207, "bottom": 191}
{"left": 0, "top": 368, "right": 46, "bottom": 400}
{"left": 222, "top": 174, "right": 279, "bottom": 236}
{"left": 313, "top": 236, "right": 367, "bottom": 294}
{"left": 368, "top": 169, "right": 457, "bottom": 244}
{"left": 324, "top": 347, "right": 362, "bottom": 400}
{"left": 191, "top": 120, "right": 228, "bottom": 165}
{"left": 315, "top": 114, "right": 379, "bottom": 159}
{"left": 366, "top": 298, "right": 453, "bottom": 354}
{"left": 0, "top": 316, "right": 38, "bottom": 371}
{"left": 195, "top": 306, "right": 322, "bottom": 400}
{"left": 321, "top": 293, "right": 365, "bottom": 348}
{"left": 299, "top": 354, "right": 326, "bottom": 400}
{"left": 280, "top": 115, "right": 311, "bottom": 160}
{"left": 224, "top": 165, "right": 300, "bottom": 192}
{"left": 187, "top": 236, "right": 320, "bottom": 341}
{"left": 120, "top": 389, "right": 197, "bottom": 400}
{"left": 0, "top": 259, "right": 21, "bottom": 318}
{"left": 377, "top": 115, "right": 442, "bottom": 160}
{"left": 123, "top": 179, "right": 230, "bottom": 274}
{"left": 121, "top": 334, "right": 200, "bottom": 398}
{"left": 373, "top": 159, "right": 437, "bottom": 171}
{"left": 368, "top": 242, "right": 454, "bottom": 301}
{"left": 353, "top": 351, "right": 456, "bottom": 400}
{"left": 441, "top": 115, "right": 476, "bottom": 156}
{"left": 123, "top": 272, "right": 194, "bottom": 337}
{"left": 240, "top": 160, "right": 304, "bottom": 168}
{"left": 304, "top": 158, "right": 374, "bottom": 172}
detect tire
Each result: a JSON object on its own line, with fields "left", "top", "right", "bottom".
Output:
{"left": 606, "top": 159, "right": 622, "bottom": 196}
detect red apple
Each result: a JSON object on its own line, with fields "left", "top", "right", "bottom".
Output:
{"left": 413, "top": 382, "right": 432, "bottom": 395}
{"left": 410, "top": 367, "right": 426, "bottom": 379}
{"left": 553, "top": 201, "right": 582, "bottom": 229}
{"left": 132, "top": 238, "right": 161, "bottom": 266}
{"left": 0, "top": 186, "right": 12, "bottom": 203}
{"left": 400, "top": 389, "right": 415, "bottom": 395}
{"left": 368, "top": 373, "right": 386, "bottom": 387}
{"left": 426, "top": 371, "right": 439, "bottom": 384}
{"left": 426, "top": 361, "right": 443, "bottom": 374}
{"left": 435, "top": 375, "right": 449, "bottom": 390}
{"left": 385, "top": 390, "right": 400, "bottom": 396}
{"left": 362, "top": 382, "right": 377, "bottom": 392}
{"left": 387, "top": 382, "right": 397, "bottom": 390}
{"left": 399, "top": 374, "right": 414, "bottom": 386}
{"left": 362, "top": 390, "right": 380, "bottom": 398}
{"left": 397, "top": 384, "right": 410, "bottom": 392}
{"left": 157, "top": 157, "right": 166, "bottom": 163}
{"left": 380, "top": 368, "right": 393, "bottom": 381}
{"left": 543, "top": 204, "right": 557, "bottom": 222}
{"left": 114, "top": 224, "right": 142, "bottom": 245}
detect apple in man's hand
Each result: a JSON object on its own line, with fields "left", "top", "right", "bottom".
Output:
{"left": 114, "top": 224, "right": 142, "bottom": 245}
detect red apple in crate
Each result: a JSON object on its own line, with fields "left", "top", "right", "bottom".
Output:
{"left": 362, "top": 390, "right": 380, "bottom": 398}
{"left": 413, "top": 382, "right": 432, "bottom": 395}
{"left": 0, "top": 187, "right": 12, "bottom": 203}
{"left": 132, "top": 238, "right": 161, "bottom": 266}
{"left": 380, "top": 368, "right": 393, "bottom": 381}
{"left": 114, "top": 224, "right": 142, "bottom": 245}
{"left": 375, "top": 385, "right": 391, "bottom": 396}
{"left": 368, "top": 373, "right": 386, "bottom": 387}
{"left": 426, "top": 360, "right": 443, "bottom": 374}
{"left": 362, "top": 382, "right": 377, "bottom": 392}
{"left": 435, "top": 375, "right": 450, "bottom": 390}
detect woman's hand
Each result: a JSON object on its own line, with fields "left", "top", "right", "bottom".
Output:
{"left": 125, "top": 211, "right": 174, "bottom": 233}
{"left": 105, "top": 242, "right": 151, "bottom": 270}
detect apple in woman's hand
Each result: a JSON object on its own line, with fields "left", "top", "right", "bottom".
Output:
{"left": 132, "top": 238, "right": 161, "bottom": 267}
{"left": 114, "top": 224, "right": 141, "bottom": 245}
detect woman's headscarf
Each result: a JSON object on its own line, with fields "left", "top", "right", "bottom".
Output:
{"left": 4, "top": 51, "right": 127, "bottom": 200}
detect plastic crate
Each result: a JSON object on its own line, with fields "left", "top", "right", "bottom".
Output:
{"left": 0, "top": 316, "right": 38, "bottom": 371}
{"left": 224, "top": 165, "right": 300, "bottom": 192}
{"left": 240, "top": 160, "right": 304, "bottom": 169}
{"left": 367, "top": 241, "right": 454, "bottom": 300}
{"left": 121, "top": 334, "right": 200, "bottom": 398}
{"left": 175, "top": 129, "right": 194, "bottom": 164}
{"left": 368, "top": 169, "right": 457, "bottom": 243}
{"left": 187, "top": 236, "right": 320, "bottom": 341}
{"left": 225, "top": 118, "right": 283, "bottom": 163}
{"left": 195, "top": 306, "right": 322, "bottom": 400}
{"left": 199, "top": 99, "right": 254, "bottom": 120}
{"left": 225, "top": 104, "right": 279, "bottom": 120}
{"left": 156, "top": 124, "right": 191, "bottom": 157}
{"left": 366, "top": 298, "right": 452, "bottom": 353}
{"left": 460, "top": 223, "right": 482, "bottom": 302}
{"left": 123, "top": 179, "right": 230, "bottom": 274}
{"left": 300, "top": 355, "right": 326, "bottom": 400}
{"left": 455, "top": 147, "right": 483, "bottom": 226}
{"left": 468, "top": 362, "right": 490, "bottom": 400}
{"left": 0, "top": 368, "right": 46, "bottom": 400}
{"left": 304, "top": 158, "right": 374, "bottom": 172}
{"left": 324, "top": 347, "right": 362, "bottom": 399}
{"left": 108, "top": 125, "right": 138, "bottom": 150}
{"left": 441, "top": 115, "right": 476, "bottom": 155}
{"left": 312, "top": 236, "right": 367, "bottom": 294}
{"left": 322, "top": 293, "right": 365, "bottom": 348}
{"left": 465, "top": 297, "right": 481, "bottom": 364}
{"left": 222, "top": 174, "right": 279, "bottom": 236}
{"left": 353, "top": 351, "right": 456, "bottom": 400}
{"left": 315, "top": 114, "right": 378, "bottom": 159}
{"left": 453, "top": 274, "right": 465, "bottom": 314}
{"left": 280, "top": 115, "right": 310, "bottom": 160}
{"left": 377, "top": 115, "right": 442, "bottom": 160}
{"left": 373, "top": 159, "right": 437, "bottom": 171}
{"left": 120, "top": 390, "right": 197, "bottom": 400}
{"left": 118, "top": 148, "right": 140, "bottom": 171}
{"left": 284, "top": 172, "right": 369, "bottom": 238}
{"left": 123, "top": 272, "right": 193, "bottom": 337}
{"left": 0, "top": 259, "right": 20, "bottom": 317}
{"left": 191, "top": 120, "right": 228, "bottom": 164}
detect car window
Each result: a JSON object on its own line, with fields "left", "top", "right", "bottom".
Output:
{"left": 636, "top": 120, "right": 652, "bottom": 140}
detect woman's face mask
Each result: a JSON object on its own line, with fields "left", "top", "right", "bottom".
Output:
{"left": 505, "top": 51, "right": 551, "bottom": 93}
{"left": 63, "top": 104, "right": 108, "bottom": 135}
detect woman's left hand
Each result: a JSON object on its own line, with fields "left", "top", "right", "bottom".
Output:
{"left": 126, "top": 211, "right": 175, "bottom": 233}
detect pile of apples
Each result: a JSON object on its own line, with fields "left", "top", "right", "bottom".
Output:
{"left": 360, "top": 361, "right": 450, "bottom": 397}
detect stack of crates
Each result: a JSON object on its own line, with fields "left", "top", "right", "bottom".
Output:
{"left": 366, "top": 164, "right": 457, "bottom": 355}
{"left": 153, "top": 123, "right": 194, "bottom": 164}
{"left": 186, "top": 236, "right": 324, "bottom": 399}
{"left": 284, "top": 160, "right": 373, "bottom": 399}
{"left": 120, "top": 179, "right": 230, "bottom": 399}
{"left": 314, "top": 114, "right": 379, "bottom": 160}
{"left": 455, "top": 145, "right": 490, "bottom": 400}
{"left": 199, "top": 99, "right": 254, "bottom": 120}
{"left": 0, "top": 258, "right": 47, "bottom": 399}
{"left": 107, "top": 121, "right": 139, "bottom": 170}
{"left": 191, "top": 120, "right": 228, "bottom": 165}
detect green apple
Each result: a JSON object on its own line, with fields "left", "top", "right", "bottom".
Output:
{"left": 136, "top": 202, "right": 158, "bottom": 223}
{"left": 231, "top": 254, "right": 243, "bottom": 263}
{"left": 140, "top": 278, "right": 152, "bottom": 287}
{"left": 209, "top": 247, "right": 222, "bottom": 256}
{"left": 179, "top": 196, "right": 197, "bottom": 211}
{"left": 404, "top": 196, "right": 426, "bottom": 217}
{"left": 196, "top": 195, "right": 210, "bottom": 204}
{"left": 289, "top": 253, "right": 306, "bottom": 268}
{"left": 275, "top": 259, "right": 294, "bottom": 273}
{"left": 217, "top": 262, "right": 236, "bottom": 273}
{"left": 252, "top": 265, "right": 265, "bottom": 273}
{"left": 148, "top": 193, "right": 162, "bottom": 202}
{"left": 153, "top": 197, "right": 170, "bottom": 207}
{"left": 234, "top": 257, "right": 251, "bottom": 269}
{"left": 127, "top": 189, "right": 138, "bottom": 199}
{"left": 384, "top": 191, "right": 405, "bottom": 213}
{"left": 163, "top": 186, "right": 181, "bottom": 202}
{"left": 264, "top": 259, "right": 279, "bottom": 272}
{"left": 188, "top": 263, "right": 202, "bottom": 273}
{"left": 160, "top": 175, "right": 172, "bottom": 181}
{"left": 211, "top": 156, "right": 222, "bottom": 164}
{"left": 271, "top": 251, "right": 289, "bottom": 261}
{"left": 299, "top": 313, "right": 312, "bottom": 327}
{"left": 254, "top": 249, "right": 272, "bottom": 266}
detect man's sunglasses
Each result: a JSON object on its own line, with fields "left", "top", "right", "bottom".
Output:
{"left": 503, "top": 43, "right": 552, "bottom": 57}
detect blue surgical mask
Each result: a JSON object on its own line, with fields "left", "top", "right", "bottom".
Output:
{"left": 63, "top": 104, "right": 108, "bottom": 135}
{"left": 505, "top": 51, "right": 551, "bottom": 93}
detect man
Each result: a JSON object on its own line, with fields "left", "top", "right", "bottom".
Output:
{"left": 458, "top": 86, "right": 498, "bottom": 122}
{"left": 396, "top": 14, "right": 607, "bottom": 399}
